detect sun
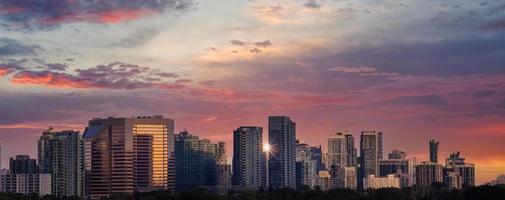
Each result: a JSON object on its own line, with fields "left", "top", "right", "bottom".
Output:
{"left": 263, "top": 143, "right": 271, "bottom": 152}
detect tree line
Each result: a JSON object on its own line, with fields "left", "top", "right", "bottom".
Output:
{"left": 1, "top": 184, "right": 504, "bottom": 200}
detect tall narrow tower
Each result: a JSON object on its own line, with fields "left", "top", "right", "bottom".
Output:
{"left": 232, "top": 126, "right": 265, "bottom": 190}
{"left": 268, "top": 116, "right": 296, "bottom": 189}
{"left": 359, "top": 131, "right": 383, "bottom": 189}
{"left": 429, "top": 139, "right": 439, "bottom": 163}
{"left": 38, "top": 130, "right": 84, "bottom": 197}
{"left": 327, "top": 132, "right": 348, "bottom": 168}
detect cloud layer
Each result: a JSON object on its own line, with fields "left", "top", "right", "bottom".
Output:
{"left": 0, "top": 0, "right": 194, "bottom": 29}
{"left": 8, "top": 62, "right": 185, "bottom": 89}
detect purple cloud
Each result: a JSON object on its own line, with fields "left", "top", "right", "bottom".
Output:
{"left": 0, "top": 38, "right": 42, "bottom": 56}
{"left": 0, "top": 0, "right": 194, "bottom": 30}
{"left": 9, "top": 62, "right": 185, "bottom": 90}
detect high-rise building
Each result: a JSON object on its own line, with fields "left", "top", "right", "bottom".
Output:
{"left": 268, "top": 116, "right": 296, "bottom": 189}
{"left": 175, "top": 130, "right": 220, "bottom": 191}
{"left": 0, "top": 145, "right": 2, "bottom": 169}
{"left": 38, "top": 129, "right": 84, "bottom": 197}
{"left": 216, "top": 141, "right": 231, "bottom": 193}
{"left": 327, "top": 132, "right": 349, "bottom": 189}
{"left": 429, "top": 139, "right": 439, "bottom": 163}
{"left": 9, "top": 155, "right": 37, "bottom": 174}
{"left": 359, "top": 131, "right": 383, "bottom": 189}
{"left": 0, "top": 173, "right": 51, "bottom": 195}
{"left": 364, "top": 174, "right": 400, "bottom": 189}
{"left": 83, "top": 116, "right": 174, "bottom": 199}
{"left": 310, "top": 146, "right": 324, "bottom": 172}
{"left": 345, "top": 134, "right": 357, "bottom": 167}
{"left": 415, "top": 161, "right": 443, "bottom": 186}
{"left": 444, "top": 152, "right": 475, "bottom": 187}
{"left": 327, "top": 132, "right": 347, "bottom": 169}
{"left": 232, "top": 126, "right": 265, "bottom": 191}
{"left": 295, "top": 141, "right": 317, "bottom": 189}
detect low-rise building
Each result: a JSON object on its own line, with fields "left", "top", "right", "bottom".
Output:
{"left": 316, "top": 170, "right": 331, "bottom": 191}
{"left": 0, "top": 173, "right": 51, "bottom": 196}
{"left": 364, "top": 174, "right": 400, "bottom": 189}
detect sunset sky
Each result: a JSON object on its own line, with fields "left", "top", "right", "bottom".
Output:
{"left": 0, "top": 0, "right": 504, "bottom": 184}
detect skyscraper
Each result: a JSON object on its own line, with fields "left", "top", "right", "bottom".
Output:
{"left": 415, "top": 161, "right": 443, "bottom": 186}
{"left": 327, "top": 132, "right": 348, "bottom": 189}
{"left": 268, "top": 116, "right": 296, "bottom": 189}
{"left": 429, "top": 139, "right": 439, "bottom": 163}
{"left": 83, "top": 115, "right": 174, "bottom": 199}
{"left": 175, "top": 130, "right": 218, "bottom": 191}
{"left": 345, "top": 134, "right": 357, "bottom": 167}
{"left": 9, "top": 155, "right": 37, "bottom": 174}
{"left": 38, "top": 129, "right": 84, "bottom": 197}
{"left": 327, "top": 132, "right": 347, "bottom": 168}
{"left": 444, "top": 152, "right": 475, "bottom": 187}
{"left": 359, "top": 131, "right": 383, "bottom": 189}
{"left": 0, "top": 145, "right": 2, "bottom": 170}
{"left": 232, "top": 126, "right": 265, "bottom": 191}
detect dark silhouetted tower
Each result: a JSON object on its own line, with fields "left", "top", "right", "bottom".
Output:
{"left": 429, "top": 139, "right": 439, "bottom": 163}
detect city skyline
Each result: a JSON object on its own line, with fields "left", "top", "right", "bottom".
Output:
{"left": 0, "top": 115, "right": 496, "bottom": 184}
{"left": 0, "top": 0, "right": 504, "bottom": 187}
{"left": 0, "top": 114, "right": 486, "bottom": 184}
{"left": 0, "top": 114, "right": 484, "bottom": 198}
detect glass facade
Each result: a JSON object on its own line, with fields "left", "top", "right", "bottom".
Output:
{"left": 83, "top": 116, "right": 174, "bottom": 200}
{"left": 174, "top": 131, "right": 218, "bottom": 191}
{"left": 268, "top": 116, "right": 296, "bottom": 189}
{"left": 133, "top": 124, "right": 170, "bottom": 190}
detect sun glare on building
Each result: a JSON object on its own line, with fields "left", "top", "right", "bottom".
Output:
{"left": 263, "top": 143, "right": 271, "bottom": 153}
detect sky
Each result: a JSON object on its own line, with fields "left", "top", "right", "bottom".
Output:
{"left": 0, "top": 0, "right": 504, "bottom": 185}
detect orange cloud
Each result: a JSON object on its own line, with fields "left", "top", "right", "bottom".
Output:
{"left": 97, "top": 9, "right": 153, "bottom": 24}
{"left": 11, "top": 71, "right": 93, "bottom": 88}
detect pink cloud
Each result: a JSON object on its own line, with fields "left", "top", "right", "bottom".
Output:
{"left": 0, "top": 67, "right": 11, "bottom": 77}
